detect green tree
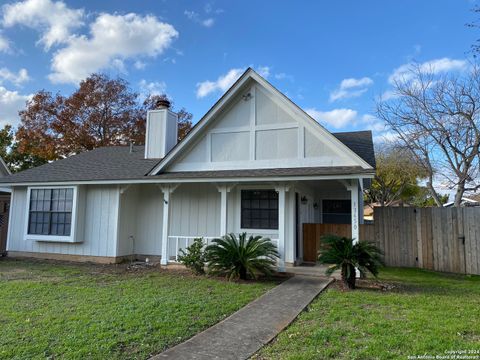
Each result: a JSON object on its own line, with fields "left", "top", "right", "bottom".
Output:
{"left": 366, "top": 145, "right": 428, "bottom": 207}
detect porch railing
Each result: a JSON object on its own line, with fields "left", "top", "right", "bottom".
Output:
{"left": 167, "top": 235, "right": 279, "bottom": 263}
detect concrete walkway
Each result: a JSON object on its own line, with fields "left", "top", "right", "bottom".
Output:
{"left": 151, "top": 275, "right": 332, "bottom": 360}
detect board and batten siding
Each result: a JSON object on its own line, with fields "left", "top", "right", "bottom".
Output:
{"left": 7, "top": 185, "right": 120, "bottom": 257}
{"left": 169, "top": 183, "right": 221, "bottom": 237}
{"left": 168, "top": 84, "right": 360, "bottom": 172}
{"left": 132, "top": 184, "right": 164, "bottom": 256}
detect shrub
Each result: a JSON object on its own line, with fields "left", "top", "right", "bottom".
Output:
{"left": 178, "top": 238, "right": 206, "bottom": 275}
{"left": 205, "top": 233, "right": 279, "bottom": 280}
{"left": 318, "top": 235, "right": 384, "bottom": 289}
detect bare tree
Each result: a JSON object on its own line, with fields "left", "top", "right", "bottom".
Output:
{"left": 377, "top": 64, "right": 480, "bottom": 207}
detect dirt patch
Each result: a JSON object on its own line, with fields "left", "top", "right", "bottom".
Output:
{"left": 328, "top": 278, "right": 397, "bottom": 292}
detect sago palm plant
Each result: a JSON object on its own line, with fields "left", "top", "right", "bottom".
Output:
{"left": 318, "top": 235, "right": 384, "bottom": 289}
{"left": 205, "top": 233, "right": 279, "bottom": 280}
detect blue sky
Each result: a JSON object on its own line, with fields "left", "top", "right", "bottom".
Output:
{"left": 0, "top": 0, "right": 477, "bottom": 141}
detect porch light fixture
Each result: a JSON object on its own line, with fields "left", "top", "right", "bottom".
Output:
{"left": 313, "top": 202, "right": 319, "bottom": 210}
{"left": 301, "top": 196, "right": 308, "bottom": 204}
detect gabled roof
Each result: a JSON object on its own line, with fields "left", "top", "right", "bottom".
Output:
{"left": 0, "top": 130, "right": 374, "bottom": 185}
{"left": 149, "top": 68, "right": 374, "bottom": 175}
{"left": 0, "top": 146, "right": 158, "bottom": 184}
{"left": 333, "top": 131, "right": 375, "bottom": 168}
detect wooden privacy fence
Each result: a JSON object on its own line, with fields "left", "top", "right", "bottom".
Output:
{"left": 303, "top": 207, "right": 480, "bottom": 275}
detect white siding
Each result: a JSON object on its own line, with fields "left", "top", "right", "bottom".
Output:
{"left": 134, "top": 185, "right": 163, "bottom": 255}
{"left": 8, "top": 185, "right": 120, "bottom": 257}
{"left": 117, "top": 185, "right": 139, "bottom": 256}
{"left": 169, "top": 183, "right": 221, "bottom": 237}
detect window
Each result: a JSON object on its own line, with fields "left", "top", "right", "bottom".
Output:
{"left": 322, "top": 199, "right": 351, "bottom": 224}
{"left": 241, "top": 190, "right": 278, "bottom": 230}
{"left": 28, "top": 188, "right": 74, "bottom": 236}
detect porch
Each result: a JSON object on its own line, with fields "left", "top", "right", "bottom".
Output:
{"left": 116, "top": 178, "right": 365, "bottom": 270}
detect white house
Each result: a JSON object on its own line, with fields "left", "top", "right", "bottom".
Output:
{"left": 0, "top": 69, "right": 375, "bottom": 270}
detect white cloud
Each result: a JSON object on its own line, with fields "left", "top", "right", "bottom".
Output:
{"left": 389, "top": 57, "right": 467, "bottom": 84}
{"left": 139, "top": 79, "right": 167, "bottom": 97}
{"left": 134, "top": 60, "right": 146, "bottom": 70}
{"left": 0, "top": 33, "right": 10, "bottom": 53}
{"left": 2, "top": 0, "right": 84, "bottom": 50}
{"left": 202, "top": 18, "right": 215, "bottom": 27}
{"left": 196, "top": 68, "right": 244, "bottom": 98}
{"left": 184, "top": 10, "right": 215, "bottom": 28}
{"left": 305, "top": 107, "right": 385, "bottom": 132}
{"left": 196, "top": 66, "right": 272, "bottom": 98}
{"left": 257, "top": 66, "right": 270, "bottom": 78}
{"left": 306, "top": 108, "right": 358, "bottom": 129}
{"left": 0, "top": 67, "right": 30, "bottom": 86}
{"left": 0, "top": 86, "right": 32, "bottom": 127}
{"left": 48, "top": 13, "right": 178, "bottom": 84}
{"left": 274, "top": 72, "right": 294, "bottom": 81}
{"left": 329, "top": 76, "right": 373, "bottom": 102}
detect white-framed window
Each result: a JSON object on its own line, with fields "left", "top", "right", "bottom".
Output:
{"left": 240, "top": 189, "right": 278, "bottom": 230}
{"left": 24, "top": 186, "right": 79, "bottom": 242}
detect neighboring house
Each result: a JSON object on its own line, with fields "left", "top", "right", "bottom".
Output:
{"left": 444, "top": 196, "right": 480, "bottom": 207}
{"left": 0, "top": 69, "right": 375, "bottom": 270}
{"left": 363, "top": 200, "right": 411, "bottom": 222}
{"left": 0, "top": 156, "right": 11, "bottom": 255}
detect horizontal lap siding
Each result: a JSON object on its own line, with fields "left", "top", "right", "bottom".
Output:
{"left": 7, "top": 185, "right": 120, "bottom": 257}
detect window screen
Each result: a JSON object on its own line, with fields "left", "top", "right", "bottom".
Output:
{"left": 241, "top": 190, "right": 278, "bottom": 229}
{"left": 28, "top": 188, "right": 74, "bottom": 236}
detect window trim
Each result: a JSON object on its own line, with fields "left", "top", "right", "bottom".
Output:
{"left": 240, "top": 188, "right": 279, "bottom": 231}
{"left": 24, "top": 186, "right": 79, "bottom": 243}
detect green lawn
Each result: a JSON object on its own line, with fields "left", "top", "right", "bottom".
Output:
{"left": 257, "top": 267, "right": 480, "bottom": 360}
{"left": 0, "top": 258, "right": 275, "bottom": 360}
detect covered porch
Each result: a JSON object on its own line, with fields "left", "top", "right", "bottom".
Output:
{"left": 116, "top": 177, "right": 366, "bottom": 271}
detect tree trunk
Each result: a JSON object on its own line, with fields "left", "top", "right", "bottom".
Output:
{"left": 454, "top": 180, "right": 466, "bottom": 207}
{"left": 426, "top": 179, "right": 443, "bottom": 207}
{"left": 239, "top": 266, "right": 247, "bottom": 280}
{"left": 341, "top": 263, "right": 356, "bottom": 289}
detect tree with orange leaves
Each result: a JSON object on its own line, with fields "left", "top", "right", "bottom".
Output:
{"left": 15, "top": 73, "right": 192, "bottom": 162}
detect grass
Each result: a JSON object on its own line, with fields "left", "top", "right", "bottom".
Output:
{"left": 0, "top": 258, "right": 275, "bottom": 360}
{"left": 257, "top": 267, "right": 480, "bottom": 360}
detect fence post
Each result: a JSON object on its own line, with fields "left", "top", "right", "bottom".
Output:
{"left": 415, "top": 208, "right": 423, "bottom": 268}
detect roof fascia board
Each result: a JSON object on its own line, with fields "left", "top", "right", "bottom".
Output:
{"left": 2, "top": 173, "right": 374, "bottom": 187}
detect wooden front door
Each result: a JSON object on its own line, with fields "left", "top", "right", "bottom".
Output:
{"left": 302, "top": 223, "right": 318, "bottom": 262}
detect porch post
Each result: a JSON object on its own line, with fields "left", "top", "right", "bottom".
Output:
{"left": 275, "top": 184, "right": 290, "bottom": 272}
{"left": 347, "top": 180, "right": 360, "bottom": 244}
{"left": 160, "top": 184, "right": 178, "bottom": 265}
{"left": 216, "top": 184, "right": 235, "bottom": 237}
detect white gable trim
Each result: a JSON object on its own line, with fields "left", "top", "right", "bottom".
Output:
{"left": 149, "top": 68, "right": 373, "bottom": 175}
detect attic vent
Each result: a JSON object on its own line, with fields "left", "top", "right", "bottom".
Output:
{"left": 242, "top": 92, "right": 252, "bottom": 101}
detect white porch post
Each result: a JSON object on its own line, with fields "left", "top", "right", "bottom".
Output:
{"left": 216, "top": 184, "right": 235, "bottom": 237}
{"left": 275, "top": 184, "right": 290, "bottom": 272}
{"left": 347, "top": 180, "right": 360, "bottom": 244}
{"left": 160, "top": 184, "right": 178, "bottom": 265}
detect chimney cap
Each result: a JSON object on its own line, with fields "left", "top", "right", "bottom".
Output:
{"left": 155, "top": 98, "right": 171, "bottom": 109}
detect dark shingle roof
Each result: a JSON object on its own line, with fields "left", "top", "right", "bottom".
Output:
{"left": 0, "top": 130, "right": 375, "bottom": 184}
{"left": 333, "top": 130, "right": 375, "bottom": 168}
{"left": 0, "top": 146, "right": 158, "bottom": 184}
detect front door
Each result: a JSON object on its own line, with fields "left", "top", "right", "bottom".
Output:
{"left": 302, "top": 223, "right": 318, "bottom": 262}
